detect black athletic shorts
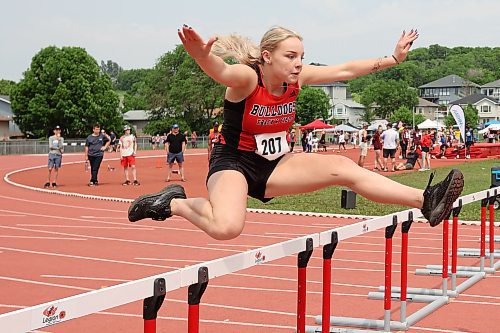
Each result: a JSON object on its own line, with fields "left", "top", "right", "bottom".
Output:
{"left": 207, "top": 144, "right": 284, "bottom": 202}
{"left": 422, "top": 146, "right": 430, "bottom": 153}
{"left": 383, "top": 148, "right": 396, "bottom": 158}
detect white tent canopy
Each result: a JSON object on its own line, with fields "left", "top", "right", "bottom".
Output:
{"left": 313, "top": 124, "right": 358, "bottom": 133}
{"left": 417, "top": 119, "right": 445, "bottom": 129}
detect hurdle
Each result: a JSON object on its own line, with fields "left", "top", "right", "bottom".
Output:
{"left": 0, "top": 188, "right": 497, "bottom": 332}
{"left": 307, "top": 187, "right": 496, "bottom": 333}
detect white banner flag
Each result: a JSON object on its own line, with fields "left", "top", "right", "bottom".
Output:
{"left": 450, "top": 105, "right": 465, "bottom": 143}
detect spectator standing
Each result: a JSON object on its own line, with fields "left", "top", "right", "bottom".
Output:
{"left": 358, "top": 124, "right": 368, "bottom": 167}
{"left": 464, "top": 126, "right": 475, "bottom": 159}
{"left": 191, "top": 131, "right": 198, "bottom": 148}
{"left": 381, "top": 123, "right": 399, "bottom": 172}
{"left": 289, "top": 129, "right": 296, "bottom": 152}
{"left": 338, "top": 130, "right": 347, "bottom": 152}
{"left": 118, "top": 125, "right": 140, "bottom": 186}
{"left": 85, "top": 124, "right": 110, "bottom": 186}
{"left": 306, "top": 130, "right": 313, "bottom": 153}
{"left": 419, "top": 130, "right": 432, "bottom": 171}
{"left": 400, "top": 125, "right": 410, "bottom": 159}
{"left": 208, "top": 121, "right": 221, "bottom": 160}
{"left": 372, "top": 125, "right": 383, "bottom": 171}
{"left": 165, "top": 124, "right": 187, "bottom": 182}
{"left": 45, "top": 125, "right": 64, "bottom": 188}
{"left": 300, "top": 130, "right": 307, "bottom": 152}
{"left": 109, "top": 130, "right": 117, "bottom": 152}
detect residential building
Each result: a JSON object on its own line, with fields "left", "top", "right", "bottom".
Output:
{"left": 0, "top": 95, "right": 23, "bottom": 140}
{"left": 449, "top": 93, "right": 500, "bottom": 126}
{"left": 481, "top": 79, "right": 500, "bottom": 101}
{"left": 310, "top": 82, "right": 366, "bottom": 126}
{"left": 419, "top": 74, "right": 480, "bottom": 107}
{"left": 122, "top": 110, "right": 151, "bottom": 135}
{"left": 413, "top": 97, "right": 442, "bottom": 122}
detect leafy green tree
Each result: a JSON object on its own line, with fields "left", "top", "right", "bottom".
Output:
{"left": 296, "top": 85, "right": 331, "bottom": 125}
{"left": 389, "top": 106, "right": 425, "bottom": 126}
{"left": 100, "top": 60, "right": 123, "bottom": 85}
{"left": 360, "top": 80, "right": 418, "bottom": 120}
{"left": 0, "top": 79, "right": 16, "bottom": 96}
{"left": 147, "top": 45, "right": 225, "bottom": 135}
{"left": 444, "top": 104, "right": 479, "bottom": 128}
{"left": 11, "top": 46, "right": 121, "bottom": 137}
{"left": 115, "top": 68, "right": 152, "bottom": 92}
{"left": 360, "top": 109, "right": 376, "bottom": 125}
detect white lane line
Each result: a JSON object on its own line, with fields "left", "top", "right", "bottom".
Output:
{"left": 460, "top": 293, "right": 500, "bottom": 301}
{"left": 0, "top": 225, "right": 242, "bottom": 254}
{"left": 0, "top": 235, "right": 87, "bottom": 241}
{"left": 0, "top": 214, "right": 26, "bottom": 217}
{"left": 0, "top": 246, "right": 177, "bottom": 269}
{"left": 81, "top": 216, "right": 126, "bottom": 219}
{"left": 0, "top": 195, "right": 125, "bottom": 213}
{"left": 1, "top": 208, "right": 296, "bottom": 241}
{"left": 98, "top": 310, "right": 295, "bottom": 330}
{"left": 413, "top": 326, "right": 486, "bottom": 333}
{"left": 16, "top": 224, "right": 155, "bottom": 231}
{"left": 0, "top": 276, "right": 92, "bottom": 291}
{"left": 454, "top": 300, "right": 500, "bottom": 306}
{"left": 40, "top": 275, "right": 129, "bottom": 283}
{"left": 135, "top": 257, "right": 202, "bottom": 263}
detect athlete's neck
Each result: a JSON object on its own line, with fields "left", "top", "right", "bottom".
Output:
{"left": 261, "top": 65, "right": 285, "bottom": 96}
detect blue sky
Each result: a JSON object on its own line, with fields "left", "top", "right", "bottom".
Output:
{"left": 2, "top": 0, "right": 500, "bottom": 81}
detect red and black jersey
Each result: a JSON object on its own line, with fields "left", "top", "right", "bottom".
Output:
{"left": 219, "top": 64, "right": 299, "bottom": 151}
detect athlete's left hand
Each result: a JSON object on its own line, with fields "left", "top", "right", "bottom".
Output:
{"left": 177, "top": 25, "right": 217, "bottom": 61}
{"left": 393, "top": 29, "right": 419, "bottom": 63}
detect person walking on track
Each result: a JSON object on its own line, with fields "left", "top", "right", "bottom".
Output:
{"left": 128, "top": 25, "right": 464, "bottom": 240}
{"left": 118, "top": 125, "right": 140, "bottom": 186}
{"left": 85, "top": 124, "right": 110, "bottom": 186}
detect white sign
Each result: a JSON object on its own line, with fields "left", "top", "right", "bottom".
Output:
{"left": 450, "top": 105, "right": 465, "bottom": 142}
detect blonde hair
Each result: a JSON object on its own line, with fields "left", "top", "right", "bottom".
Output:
{"left": 211, "top": 26, "right": 303, "bottom": 65}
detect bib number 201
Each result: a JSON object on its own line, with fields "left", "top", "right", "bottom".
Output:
{"left": 255, "top": 131, "right": 288, "bottom": 161}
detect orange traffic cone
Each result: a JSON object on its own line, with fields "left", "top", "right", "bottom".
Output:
{"left": 155, "top": 158, "right": 163, "bottom": 168}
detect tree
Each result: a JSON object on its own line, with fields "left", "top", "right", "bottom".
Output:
{"left": 100, "top": 60, "right": 123, "bottom": 85}
{"left": 389, "top": 106, "right": 425, "bottom": 127}
{"left": 444, "top": 104, "right": 479, "bottom": 128}
{"left": 295, "top": 85, "right": 331, "bottom": 125}
{"left": 0, "top": 79, "right": 16, "bottom": 96}
{"left": 115, "top": 68, "right": 152, "bottom": 92}
{"left": 146, "top": 45, "right": 225, "bottom": 135}
{"left": 11, "top": 46, "right": 121, "bottom": 137}
{"left": 360, "top": 80, "right": 418, "bottom": 120}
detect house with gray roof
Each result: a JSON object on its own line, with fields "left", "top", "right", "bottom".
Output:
{"left": 481, "top": 79, "right": 500, "bottom": 101}
{"left": 122, "top": 110, "right": 151, "bottom": 135}
{"left": 0, "top": 95, "right": 23, "bottom": 140}
{"left": 413, "top": 97, "right": 443, "bottom": 122}
{"left": 419, "top": 74, "right": 480, "bottom": 106}
{"left": 310, "top": 81, "right": 366, "bottom": 126}
{"left": 449, "top": 93, "right": 499, "bottom": 126}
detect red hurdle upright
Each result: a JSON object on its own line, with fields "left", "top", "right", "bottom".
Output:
{"left": 320, "top": 232, "right": 338, "bottom": 333}
{"left": 297, "top": 238, "right": 314, "bottom": 333}
{"left": 187, "top": 267, "right": 209, "bottom": 333}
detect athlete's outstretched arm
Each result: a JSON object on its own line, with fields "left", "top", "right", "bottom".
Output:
{"left": 300, "top": 29, "right": 418, "bottom": 85}
{"left": 177, "top": 25, "right": 255, "bottom": 88}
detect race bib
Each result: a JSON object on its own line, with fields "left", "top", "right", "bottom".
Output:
{"left": 255, "top": 131, "right": 288, "bottom": 161}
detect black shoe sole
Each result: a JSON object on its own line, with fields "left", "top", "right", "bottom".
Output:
{"left": 429, "top": 169, "right": 464, "bottom": 227}
{"left": 128, "top": 184, "right": 185, "bottom": 222}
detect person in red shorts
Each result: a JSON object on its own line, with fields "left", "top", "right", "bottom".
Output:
{"left": 118, "top": 125, "right": 140, "bottom": 186}
{"left": 128, "top": 25, "right": 464, "bottom": 240}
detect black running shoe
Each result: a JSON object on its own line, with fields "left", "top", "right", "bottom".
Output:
{"left": 44, "top": 182, "right": 50, "bottom": 189}
{"left": 128, "top": 184, "right": 186, "bottom": 222}
{"left": 421, "top": 169, "right": 464, "bottom": 227}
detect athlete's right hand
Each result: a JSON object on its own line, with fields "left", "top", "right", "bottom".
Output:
{"left": 177, "top": 25, "right": 216, "bottom": 60}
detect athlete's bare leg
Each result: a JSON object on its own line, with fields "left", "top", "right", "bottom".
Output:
{"left": 266, "top": 153, "right": 423, "bottom": 208}
{"left": 171, "top": 170, "right": 248, "bottom": 240}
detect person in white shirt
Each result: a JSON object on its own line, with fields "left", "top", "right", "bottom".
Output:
{"left": 338, "top": 130, "right": 347, "bottom": 152}
{"left": 381, "top": 123, "right": 399, "bottom": 171}
{"left": 118, "top": 125, "right": 140, "bottom": 186}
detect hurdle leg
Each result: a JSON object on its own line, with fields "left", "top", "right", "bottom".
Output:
{"left": 383, "top": 217, "right": 398, "bottom": 332}
{"left": 321, "top": 232, "right": 338, "bottom": 333}
{"left": 489, "top": 190, "right": 497, "bottom": 269}
{"left": 188, "top": 267, "right": 209, "bottom": 333}
{"left": 143, "top": 278, "right": 166, "bottom": 333}
{"left": 400, "top": 213, "right": 413, "bottom": 322}
{"left": 297, "top": 238, "right": 314, "bottom": 333}
{"left": 480, "top": 198, "right": 488, "bottom": 272}
{"left": 451, "top": 200, "right": 462, "bottom": 290}
{"left": 442, "top": 216, "right": 450, "bottom": 296}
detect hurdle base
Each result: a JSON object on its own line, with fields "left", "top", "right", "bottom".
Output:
{"left": 426, "top": 264, "right": 496, "bottom": 274}
{"left": 376, "top": 286, "right": 458, "bottom": 298}
{"left": 367, "top": 292, "right": 441, "bottom": 303}
{"left": 414, "top": 269, "right": 478, "bottom": 278}
{"left": 457, "top": 249, "right": 500, "bottom": 259}
{"left": 305, "top": 326, "right": 391, "bottom": 333}
{"left": 314, "top": 316, "right": 407, "bottom": 331}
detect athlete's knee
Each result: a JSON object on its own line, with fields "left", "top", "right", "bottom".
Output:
{"left": 209, "top": 216, "right": 245, "bottom": 241}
